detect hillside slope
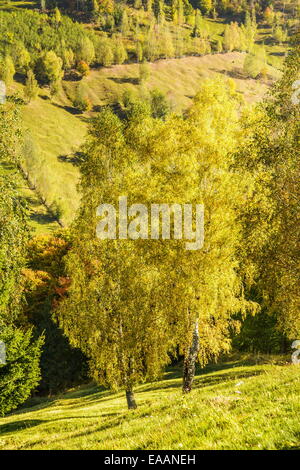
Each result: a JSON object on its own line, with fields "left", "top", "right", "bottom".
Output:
{"left": 0, "top": 357, "right": 299, "bottom": 450}
{"left": 64, "top": 52, "right": 280, "bottom": 112}
{"left": 19, "top": 52, "right": 280, "bottom": 230}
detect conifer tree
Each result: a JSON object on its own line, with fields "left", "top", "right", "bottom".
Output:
{"left": 139, "top": 60, "right": 151, "bottom": 83}
{"left": 153, "top": 0, "right": 165, "bottom": 23}
{"left": 10, "top": 42, "right": 30, "bottom": 73}
{"left": 0, "top": 56, "right": 15, "bottom": 87}
{"left": 198, "top": 0, "right": 212, "bottom": 15}
{"left": 0, "top": 103, "right": 43, "bottom": 415}
{"left": 121, "top": 9, "right": 130, "bottom": 35}
{"left": 172, "top": 0, "right": 184, "bottom": 24}
{"left": 113, "top": 39, "right": 128, "bottom": 64}
{"left": 76, "top": 37, "right": 95, "bottom": 65}
{"left": 24, "top": 70, "right": 39, "bottom": 103}
{"left": 147, "top": 0, "right": 153, "bottom": 13}
{"left": 136, "top": 42, "right": 143, "bottom": 62}
{"left": 223, "top": 24, "right": 233, "bottom": 51}
{"left": 193, "top": 9, "right": 202, "bottom": 37}
{"left": 54, "top": 7, "right": 61, "bottom": 26}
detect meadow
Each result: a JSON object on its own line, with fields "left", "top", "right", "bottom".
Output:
{"left": 0, "top": 0, "right": 299, "bottom": 452}
{"left": 1, "top": 0, "right": 287, "bottom": 230}
{"left": 0, "top": 355, "right": 299, "bottom": 450}
{"left": 15, "top": 51, "right": 280, "bottom": 228}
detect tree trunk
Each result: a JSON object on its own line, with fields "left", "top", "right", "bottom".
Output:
{"left": 182, "top": 320, "right": 200, "bottom": 393}
{"left": 126, "top": 389, "right": 137, "bottom": 410}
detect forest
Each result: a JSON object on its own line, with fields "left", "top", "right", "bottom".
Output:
{"left": 0, "top": 0, "right": 299, "bottom": 452}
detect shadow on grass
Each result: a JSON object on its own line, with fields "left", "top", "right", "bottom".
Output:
{"left": 0, "top": 419, "right": 44, "bottom": 435}
{"left": 51, "top": 102, "right": 82, "bottom": 115}
{"left": 14, "top": 72, "right": 26, "bottom": 85}
{"left": 16, "top": 384, "right": 117, "bottom": 416}
{"left": 63, "top": 71, "right": 82, "bottom": 82}
{"left": 0, "top": 1, "right": 38, "bottom": 12}
{"left": 29, "top": 212, "right": 58, "bottom": 226}
{"left": 6, "top": 356, "right": 270, "bottom": 417}
{"left": 58, "top": 389, "right": 124, "bottom": 411}
{"left": 194, "top": 369, "right": 263, "bottom": 389}
{"left": 109, "top": 77, "right": 139, "bottom": 85}
{"left": 216, "top": 68, "right": 249, "bottom": 80}
{"left": 7, "top": 396, "right": 58, "bottom": 417}
{"left": 0, "top": 413, "right": 117, "bottom": 437}
{"left": 23, "top": 195, "right": 58, "bottom": 226}
{"left": 57, "top": 151, "right": 85, "bottom": 167}
{"left": 269, "top": 51, "right": 286, "bottom": 57}
{"left": 137, "top": 356, "right": 266, "bottom": 394}
{"left": 92, "top": 104, "right": 108, "bottom": 113}
{"left": 141, "top": 365, "right": 263, "bottom": 393}
{"left": 19, "top": 361, "right": 254, "bottom": 415}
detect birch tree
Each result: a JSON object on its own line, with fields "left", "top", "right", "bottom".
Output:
{"left": 57, "top": 77, "right": 257, "bottom": 405}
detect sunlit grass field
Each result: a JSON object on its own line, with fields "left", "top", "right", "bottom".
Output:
{"left": 3, "top": 0, "right": 284, "bottom": 233}
{"left": 0, "top": 0, "right": 37, "bottom": 10}
{"left": 13, "top": 51, "right": 280, "bottom": 231}
{"left": 67, "top": 51, "right": 280, "bottom": 112}
{"left": 0, "top": 356, "right": 299, "bottom": 450}
{"left": 20, "top": 96, "right": 87, "bottom": 226}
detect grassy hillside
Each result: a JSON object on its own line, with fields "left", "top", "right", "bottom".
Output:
{"left": 66, "top": 51, "right": 280, "bottom": 110}
{"left": 21, "top": 94, "right": 87, "bottom": 225}
{"left": 1, "top": 0, "right": 288, "bottom": 232}
{"left": 0, "top": 164, "right": 61, "bottom": 234}
{"left": 17, "top": 52, "right": 280, "bottom": 230}
{"left": 0, "top": 356, "right": 299, "bottom": 450}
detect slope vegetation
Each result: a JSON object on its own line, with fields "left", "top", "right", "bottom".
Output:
{"left": 0, "top": 356, "right": 299, "bottom": 450}
{"left": 19, "top": 52, "right": 280, "bottom": 230}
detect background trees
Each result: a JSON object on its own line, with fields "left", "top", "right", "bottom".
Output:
{"left": 256, "top": 39, "right": 300, "bottom": 339}
{"left": 0, "top": 56, "right": 15, "bottom": 87}
{"left": 22, "top": 233, "right": 88, "bottom": 395}
{"left": 24, "top": 70, "right": 39, "bottom": 103}
{"left": 0, "top": 102, "right": 43, "bottom": 415}
{"left": 36, "top": 51, "right": 64, "bottom": 86}
{"left": 1, "top": 1, "right": 286, "bottom": 88}
{"left": 233, "top": 36, "right": 300, "bottom": 349}
{"left": 56, "top": 77, "right": 259, "bottom": 406}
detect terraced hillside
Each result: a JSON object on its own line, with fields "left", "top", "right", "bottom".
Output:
{"left": 17, "top": 52, "right": 280, "bottom": 230}
{"left": 0, "top": 356, "right": 299, "bottom": 450}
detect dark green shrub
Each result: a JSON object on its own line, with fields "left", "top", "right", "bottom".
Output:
{"left": 0, "top": 326, "right": 43, "bottom": 416}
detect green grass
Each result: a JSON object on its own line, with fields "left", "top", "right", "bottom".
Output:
{"left": 1, "top": 356, "right": 299, "bottom": 450}
{"left": 20, "top": 92, "right": 87, "bottom": 227}
{"left": 21, "top": 184, "right": 61, "bottom": 234}
{"left": 2, "top": 1, "right": 285, "bottom": 234}
{"left": 0, "top": 0, "right": 37, "bottom": 11}
{"left": 0, "top": 163, "right": 59, "bottom": 233}
{"left": 11, "top": 51, "right": 280, "bottom": 234}
{"left": 70, "top": 51, "right": 280, "bottom": 113}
